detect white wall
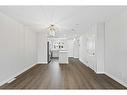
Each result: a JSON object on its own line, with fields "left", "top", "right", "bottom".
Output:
{"left": 67, "top": 39, "right": 74, "bottom": 57}
{"left": 96, "top": 23, "right": 105, "bottom": 73}
{"left": 79, "top": 11, "right": 127, "bottom": 87}
{"left": 73, "top": 38, "right": 80, "bottom": 58}
{"left": 67, "top": 38, "right": 79, "bottom": 58}
{"left": 0, "top": 12, "right": 37, "bottom": 85}
{"left": 79, "top": 35, "right": 97, "bottom": 71}
{"left": 79, "top": 34, "right": 87, "bottom": 64}
{"left": 79, "top": 25, "right": 97, "bottom": 71}
{"left": 105, "top": 11, "right": 127, "bottom": 87}
{"left": 79, "top": 23, "right": 105, "bottom": 73}
{"left": 37, "top": 31, "right": 47, "bottom": 63}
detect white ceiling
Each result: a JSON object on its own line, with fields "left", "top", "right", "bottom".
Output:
{"left": 0, "top": 6, "right": 127, "bottom": 38}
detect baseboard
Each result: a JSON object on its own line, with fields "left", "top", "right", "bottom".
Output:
{"left": 0, "top": 63, "right": 36, "bottom": 86}
{"left": 105, "top": 72, "right": 127, "bottom": 87}
{"left": 96, "top": 72, "right": 105, "bottom": 74}
{"left": 79, "top": 58, "right": 89, "bottom": 67}
{"left": 79, "top": 58, "right": 96, "bottom": 72}
{"left": 80, "top": 57, "right": 127, "bottom": 87}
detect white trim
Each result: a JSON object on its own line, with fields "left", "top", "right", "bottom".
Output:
{"left": 79, "top": 58, "right": 97, "bottom": 72}
{"left": 79, "top": 58, "right": 127, "bottom": 87}
{"left": 96, "top": 72, "right": 105, "bottom": 74}
{"left": 105, "top": 72, "right": 127, "bottom": 87}
{"left": 0, "top": 63, "right": 36, "bottom": 86}
{"left": 7, "top": 78, "right": 16, "bottom": 83}
{"left": 37, "top": 62, "right": 48, "bottom": 64}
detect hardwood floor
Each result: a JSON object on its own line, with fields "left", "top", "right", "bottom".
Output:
{"left": 0, "top": 58, "right": 126, "bottom": 89}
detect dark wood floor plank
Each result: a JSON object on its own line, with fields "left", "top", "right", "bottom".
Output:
{"left": 0, "top": 58, "right": 126, "bottom": 89}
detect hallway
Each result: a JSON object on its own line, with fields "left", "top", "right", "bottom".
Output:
{"left": 0, "top": 58, "right": 126, "bottom": 89}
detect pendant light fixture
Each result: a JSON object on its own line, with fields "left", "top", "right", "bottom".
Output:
{"left": 48, "top": 24, "right": 57, "bottom": 37}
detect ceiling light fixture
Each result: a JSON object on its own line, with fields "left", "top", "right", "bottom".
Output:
{"left": 47, "top": 24, "right": 58, "bottom": 37}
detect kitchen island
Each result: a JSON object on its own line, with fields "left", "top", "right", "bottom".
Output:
{"left": 59, "top": 50, "right": 68, "bottom": 64}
